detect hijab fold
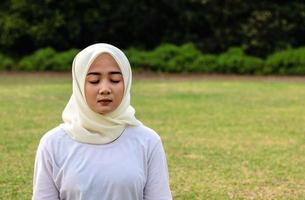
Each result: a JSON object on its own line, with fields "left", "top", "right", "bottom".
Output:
{"left": 60, "top": 43, "right": 141, "bottom": 144}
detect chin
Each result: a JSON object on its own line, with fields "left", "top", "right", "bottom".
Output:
{"left": 97, "top": 109, "right": 112, "bottom": 115}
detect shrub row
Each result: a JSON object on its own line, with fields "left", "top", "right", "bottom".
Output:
{"left": 0, "top": 48, "right": 79, "bottom": 71}
{"left": 1, "top": 44, "right": 305, "bottom": 75}
{"left": 126, "top": 44, "right": 305, "bottom": 75}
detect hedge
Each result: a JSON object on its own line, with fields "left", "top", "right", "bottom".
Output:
{"left": 18, "top": 48, "right": 79, "bottom": 71}
{"left": 264, "top": 47, "right": 305, "bottom": 75}
{"left": 0, "top": 53, "right": 14, "bottom": 70}
{"left": 126, "top": 44, "right": 264, "bottom": 74}
{"left": 1, "top": 44, "right": 305, "bottom": 75}
{"left": 217, "top": 47, "right": 264, "bottom": 74}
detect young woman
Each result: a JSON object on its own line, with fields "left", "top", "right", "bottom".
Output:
{"left": 32, "top": 43, "right": 172, "bottom": 200}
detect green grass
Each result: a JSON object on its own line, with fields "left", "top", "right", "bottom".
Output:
{"left": 1, "top": 73, "right": 305, "bottom": 199}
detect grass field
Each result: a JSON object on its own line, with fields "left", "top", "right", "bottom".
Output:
{"left": 1, "top": 73, "right": 305, "bottom": 199}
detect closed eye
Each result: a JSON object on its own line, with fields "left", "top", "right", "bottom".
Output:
{"left": 89, "top": 80, "right": 99, "bottom": 84}
{"left": 111, "top": 80, "right": 121, "bottom": 83}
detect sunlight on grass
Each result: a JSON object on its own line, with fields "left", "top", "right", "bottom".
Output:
{"left": 1, "top": 74, "right": 305, "bottom": 199}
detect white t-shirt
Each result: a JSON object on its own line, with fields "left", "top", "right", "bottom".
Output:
{"left": 32, "top": 125, "right": 172, "bottom": 200}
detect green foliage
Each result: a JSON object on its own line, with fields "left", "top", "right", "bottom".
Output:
{"left": 124, "top": 48, "right": 149, "bottom": 71}
{"left": 18, "top": 48, "right": 57, "bottom": 71}
{"left": 128, "top": 44, "right": 263, "bottom": 74}
{"left": 168, "top": 43, "right": 202, "bottom": 72}
{"left": 264, "top": 47, "right": 305, "bottom": 75}
{"left": 51, "top": 49, "right": 79, "bottom": 71}
{"left": 0, "top": 54, "right": 14, "bottom": 70}
{"left": 126, "top": 44, "right": 305, "bottom": 75}
{"left": 0, "top": 14, "right": 28, "bottom": 48}
{"left": 0, "top": 1, "right": 82, "bottom": 55}
{"left": 189, "top": 55, "right": 218, "bottom": 73}
{"left": 18, "top": 48, "right": 79, "bottom": 71}
{"left": 217, "top": 47, "right": 264, "bottom": 74}
{"left": 2, "top": 43, "right": 305, "bottom": 75}
{"left": 0, "top": 1, "right": 304, "bottom": 57}
{"left": 127, "top": 43, "right": 202, "bottom": 72}
{"left": 147, "top": 43, "right": 181, "bottom": 72}
{"left": 241, "top": 2, "right": 305, "bottom": 57}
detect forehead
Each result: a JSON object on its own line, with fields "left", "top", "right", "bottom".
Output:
{"left": 88, "top": 53, "right": 121, "bottom": 72}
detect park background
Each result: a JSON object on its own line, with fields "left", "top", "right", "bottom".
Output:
{"left": 1, "top": 0, "right": 305, "bottom": 199}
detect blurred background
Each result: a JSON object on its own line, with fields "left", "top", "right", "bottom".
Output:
{"left": 0, "top": 0, "right": 304, "bottom": 74}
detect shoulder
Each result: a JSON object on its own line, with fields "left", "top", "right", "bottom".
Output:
{"left": 126, "top": 124, "right": 161, "bottom": 141}
{"left": 38, "top": 126, "right": 70, "bottom": 150}
{"left": 124, "top": 124, "right": 163, "bottom": 150}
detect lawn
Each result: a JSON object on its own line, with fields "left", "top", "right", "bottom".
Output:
{"left": 1, "top": 73, "right": 305, "bottom": 199}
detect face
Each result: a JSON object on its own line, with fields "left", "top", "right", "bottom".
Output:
{"left": 85, "top": 53, "right": 124, "bottom": 115}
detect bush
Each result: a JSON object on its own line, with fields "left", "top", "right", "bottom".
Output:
{"left": 189, "top": 55, "right": 218, "bottom": 73}
{"left": 147, "top": 43, "right": 181, "bottom": 72}
{"left": 167, "top": 43, "right": 202, "bottom": 72}
{"left": 131, "top": 43, "right": 202, "bottom": 72}
{"left": 18, "top": 47, "right": 56, "bottom": 71}
{"left": 264, "top": 47, "right": 305, "bottom": 75}
{"left": 126, "top": 43, "right": 185, "bottom": 72}
{"left": 51, "top": 49, "right": 79, "bottom": 71}
{"left": 5, "top": 43, "right": 305, "bottom": 75}
{"left": 217, "top": 47, "right": 264, "bottom": 74}
{"left": 18, "top": 48, "right": 79, "bottom": 71}
{"left": 0, "top": 54, "right": 14, "bottom": 70}
{"left": 124, "top": 48, "right": 150, "bottom": 71}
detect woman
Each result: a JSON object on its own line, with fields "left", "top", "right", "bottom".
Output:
{"left": 32, "top": 43, "right": 172, "bottom": 200}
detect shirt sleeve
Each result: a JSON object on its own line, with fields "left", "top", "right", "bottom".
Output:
{"left": 32, "top": 140, "right": 60, "bottom": 200}
{"left": 144, "top": 140, "right": 172, "bottom": 200}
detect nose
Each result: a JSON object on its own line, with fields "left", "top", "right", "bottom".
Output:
{"left": 98, "top": 81, "right": 111, "bottom": 95}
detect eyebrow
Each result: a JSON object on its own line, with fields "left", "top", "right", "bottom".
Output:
{"left": 87, "top": 71, "right": 122, "bottom": 76}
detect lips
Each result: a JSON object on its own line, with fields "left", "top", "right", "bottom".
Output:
{"left": 98, "top": 99, "right": 112, "bottom": 102}
{"left": 97, "top": 98, "right": 112, "bottom": 105}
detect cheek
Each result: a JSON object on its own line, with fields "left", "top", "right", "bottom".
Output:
{"left": 120, "top": 84, "right": 125, "bottom": 98}
{"left": 85, "top": 84, "right": 97, "bottom": 102}
{"left": 116, "top": 83, "right": 124, "bottom": 101}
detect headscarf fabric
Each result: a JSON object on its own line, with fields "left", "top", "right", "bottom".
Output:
{"left": 60, "top": 43, "right": 141, "bottom": 144}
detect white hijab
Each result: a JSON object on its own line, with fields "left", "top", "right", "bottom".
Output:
{"left": 60, "top": 43, "right": 141, "bottom": 144}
